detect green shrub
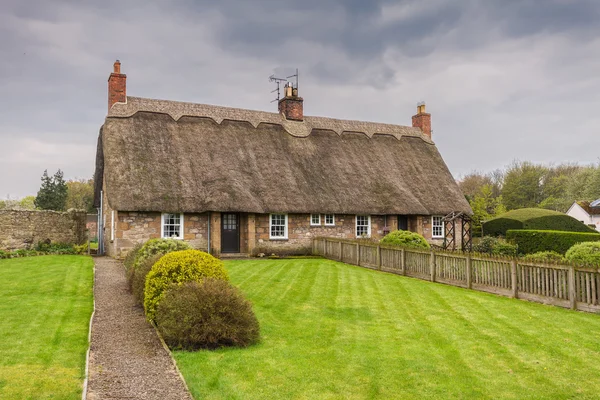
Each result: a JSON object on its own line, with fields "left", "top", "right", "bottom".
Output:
{"left": 506, "top": 230, "right": 600, "bottom": 255}
{"left": 144, "top": 249, "right": 229, "bottom": 321}
{"left": 131, "top": 254, "right": 162, "bottom": 306}
{"left": 482, "top": 208, "right": 595, "bottom": 237}
{"left": 565, "top": 242, "right": 600, "bottom": 266}
{"left": 473, "top": 236, "right": 517, "bottom": 257}
{"left": 155, "top": 280, "right": 260, "bottom": 350}
{"left": 380, "top": 230, "right": 430, "bottom": 250}
{"left": 124, "top": 242, "right": 144, "bottom": 272}
{"left": 522, "top": 251, "right": 565, "bottom": 264}
{"left": 134, "top": 238, "right": 191, "bottom": 271}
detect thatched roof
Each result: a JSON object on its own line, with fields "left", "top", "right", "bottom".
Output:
{"left": 94, "top": 97, "right": 471, "bottom": 215}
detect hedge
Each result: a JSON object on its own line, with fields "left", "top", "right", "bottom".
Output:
{"left": 506, "top": 229, "right": 600, "bottom": 255}
{"left": 483, "top": 208, "right": 595, "bottom": 237}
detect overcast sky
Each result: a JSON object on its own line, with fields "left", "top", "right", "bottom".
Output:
{"left": 1, "top": 0, "right": 599, "bottom": 198}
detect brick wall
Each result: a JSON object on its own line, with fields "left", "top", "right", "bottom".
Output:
{"left": 0, "top": 210, "right": 87, "bottom": 251}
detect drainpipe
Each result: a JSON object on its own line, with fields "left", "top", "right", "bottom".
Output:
{"left": 207, "top": 211, "right": 211, "bottom": 254}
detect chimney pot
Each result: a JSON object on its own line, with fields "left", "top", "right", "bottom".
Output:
{"left": 278, "top": 85, "right": 303, "bottom": 121}
{"left": 108, "top": 60, "right": 127, "bottom": 111}
{"left": 412, "top": 102, "right": 431, "bottom": 138}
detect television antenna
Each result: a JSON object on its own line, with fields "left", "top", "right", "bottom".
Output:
{"left": 268, "top": 68, "right": 299, "bottom": 103}
{"left": 268, "top": 74, "right": 288, "bottom": 103}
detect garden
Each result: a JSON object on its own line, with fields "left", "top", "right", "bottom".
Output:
{"left": 0, "top": 255, "right": 93, "bottom": 399}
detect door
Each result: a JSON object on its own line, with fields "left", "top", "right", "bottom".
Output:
{"left": 398, "top": 215, "right": 408, "bottom": 231}
{"left": 221, "top": 213, "right": 240, "bottom": 253}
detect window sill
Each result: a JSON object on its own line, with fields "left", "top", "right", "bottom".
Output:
{"left": 269, "top": 238, "right": 289, "bottom": 241}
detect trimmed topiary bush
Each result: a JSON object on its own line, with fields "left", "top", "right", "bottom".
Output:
{"left": 128, "top": 238, "right": 191, "bottom": 288}
{"left": 131, "top": 254, "right": 163, "bottom": 306}
{"left": 506, "top": 230, "right": 600, "bottom": 255}
{"left": 124, "top": 242, "right": 144, "bottom": 272}
{"left": 522, "top": 251, "right": 565, "bottom": 264}
{"left": 482, "top": 208, "right": 595, "bottom": 237}
{"left": 144, "top": 249, "right": 229, "bottom": 321}
{"left": 380, "top": 230, "right": 430, "bottom": 250}
{"left": 155, "top": 280, "right": 260, "bottom": 350}
{"left": 565, "top": 242, "right": 600, "bottom": 266}
{"left": 135, "top": 238, "right": 191, "bottom": 270}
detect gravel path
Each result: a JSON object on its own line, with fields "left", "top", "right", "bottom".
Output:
{"left": 87, "top": 257, "right": 192, "bottom": 400}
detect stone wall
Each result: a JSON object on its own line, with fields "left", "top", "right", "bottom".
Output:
{"left": 0, "top": 210, "right": 87, "bottom": 251}
{"left": 106, "top": 211, "right": 209, "bottom": 258}
{"left": 254, "top": 213, "right": 398, "bottom": 255}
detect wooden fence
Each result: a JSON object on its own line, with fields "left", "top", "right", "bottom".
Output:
{"left": 313, "top": 238, "right": 600, "bottom": 313}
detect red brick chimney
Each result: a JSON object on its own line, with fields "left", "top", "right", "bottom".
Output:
{"left": 412, "top": 102, "right": 431, "bottom": 138}
{"left": 108, "top": 60, "right": 126, "bottom": 111}
{"left": 278, "top": 83, "right": 303, "bottom": 121}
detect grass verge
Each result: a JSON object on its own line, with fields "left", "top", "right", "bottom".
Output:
{"left": 0, "top": 255, "right": 94, "bottom": 400}
{"left": 174, "top": 258, "right": 600, "bottom": 399}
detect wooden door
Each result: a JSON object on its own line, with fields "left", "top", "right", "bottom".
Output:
{"left": 221, "top": 213, "right": 240, "bottom": 253}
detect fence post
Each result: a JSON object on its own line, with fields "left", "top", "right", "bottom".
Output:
{"left": 511, "top": 259, "right": 518, "bottom": 299}
{"left": 376, "top": 245, "right": 381, "bottom": 270}
{"left": 466, "top": 254, "right": 472, "bottom": 289}
{"left": 401, "top": 248, "right": 406, "bottom": 275}
{"left": 430, "top": 251, "right": 436, "bottom": 282}
{"left": 339, "top": 241, "right": 343, "bottom": 262}
{"left": 568, "top": 265, "right": 576, "bottom": 310}
{"left": 356, "top": 243, "right": 361, "bottom": 266}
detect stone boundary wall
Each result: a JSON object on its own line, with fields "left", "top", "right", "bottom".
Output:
{"left": 0, "top": 209, "right": 87, "bottom": 251}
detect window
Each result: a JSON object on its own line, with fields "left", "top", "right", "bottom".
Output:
{"left": 310, "top": 214, "right": 321, "bottom": 226}
{"left": 432, "top": 215, "right": 444, "bottom": 238}
{"left": 324, "top": 214, "right": 335, "bottom": 226}
{"left": 270, "top": 214, "right": 288, "bottom": 239}
{"left": 355, "top": 215, "right": 371, "bottom": 238}
{"left": 161, "top": 213, "right": 184, "bottom": 239}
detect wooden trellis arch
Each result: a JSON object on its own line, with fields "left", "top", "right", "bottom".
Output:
{"left": 442, "top": 211, "right": 472, "bottom": 252}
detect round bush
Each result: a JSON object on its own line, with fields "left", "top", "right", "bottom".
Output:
{"left": 124, "top": 242, "right": 144, "bottom": 272}
{"left": 144, "top": 249, "right": 229, "bottom": 321}
{"left": 380, "top": 230, "right": 430, "bottom": 250}
{"left": 565, "top": 242, "right": 600, "bottom": 266}
{"left": 522, "top": 251, "right": 565, "bottom": 263}
{"left": 156, "top": 280, "right": 260, "bottom": 350}
{"left": 131, "top": 254, "right": 163, "bottom": 306}
{"left": 135, "top": 238, "right": 191, "bottom": 271}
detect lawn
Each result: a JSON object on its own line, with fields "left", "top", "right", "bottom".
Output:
{"left": 175, "top": 258, "right": 600, "bottom": 400}
{"left": 0, "top": 255, "right": 94, "bottom": 400}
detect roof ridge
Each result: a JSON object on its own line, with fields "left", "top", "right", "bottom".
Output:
{"left": 107, "top": 96, "right": 432, "bottom": 143}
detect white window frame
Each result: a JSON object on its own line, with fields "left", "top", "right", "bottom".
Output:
{"left": 432, "top": 215, "right": 444, "bottom": 238}
{"left": 269, "top": 213, "right": 288, "bottom": 240}
{"left": 310, "top": 214, "right": 321, "bottom": 226}
{"left": 324, "top": 214, "right": 335, "bottom": 226}
{"left": 355, "top": 215, "right": 371, "bottom": 238}
{"left": 161, "top": 213, "right": 184, "bottom": 239}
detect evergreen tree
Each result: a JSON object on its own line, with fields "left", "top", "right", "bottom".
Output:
{"left": 34, "top": 169, "right": 68, "bottom": 211}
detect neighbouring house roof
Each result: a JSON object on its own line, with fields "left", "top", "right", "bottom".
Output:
{"left": 94, "top": 96, "right": 472, "bottom": 216}
{"left": 576, "top": 201, "right": 600, "bottom": 216}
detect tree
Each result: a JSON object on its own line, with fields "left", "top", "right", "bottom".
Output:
{"left": 34, "top": 169, "right": 68, "bottom": 211}
{"left": 66, "top": 179, "right": 95, "bottom": 212}
{"left": 501, "top": 161, "right": 547, "bottom": 210}
{"left": 458, "top": 172, "right": 493, "bottom": 202}
{"left": 469, "top": 184, "right": 506, "bottom": 235}
{"left": 583, "top": 167, "right": 600, "bottom": 202}
{"left": 18, "top": 196, "right": 36, "bottom": 210}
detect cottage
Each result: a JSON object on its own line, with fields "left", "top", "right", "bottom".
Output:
{"left": 566, "top": 200, "right": 600, "bottom": 232}
{"left": 94, "top": 61, "right": 472, "bottom": 258}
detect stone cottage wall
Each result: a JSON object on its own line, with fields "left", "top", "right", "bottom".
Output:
{"left": 107, "top": 211, "right": 209, "bottom": 259}
{"left": 254, "top": 214, "right": 398, "bottom": 255}
{"left": 0, "top": 210, "right": 87, "bottom": 251}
